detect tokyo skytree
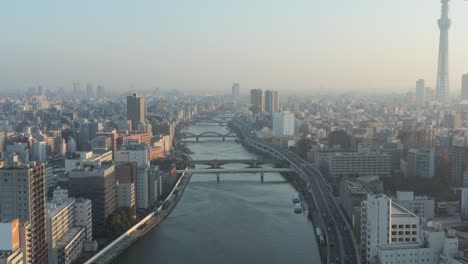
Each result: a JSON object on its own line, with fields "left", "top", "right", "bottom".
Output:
{"left": 435, "top": 0, "right": 451, "bottom": 102}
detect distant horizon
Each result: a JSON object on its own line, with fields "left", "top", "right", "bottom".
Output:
{"left": 1, "top": 0, "right": 467, "bottom": 93}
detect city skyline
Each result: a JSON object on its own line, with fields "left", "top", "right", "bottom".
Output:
{"left": 1, "top": 0, "right": 468, "bottom": 93}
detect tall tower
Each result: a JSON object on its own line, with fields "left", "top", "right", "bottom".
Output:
{"left": 435, "top": 0, "right": 451, "bottom": 102}
{"left": 127, "top": 93, "right": 145, "bottom": 132}
{"left": 232, "top": 83, "right": 240, "bottom": 105}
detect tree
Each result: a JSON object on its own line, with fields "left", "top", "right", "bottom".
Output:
{"left": 249, "top": 105, "right": 259, "bottom": 115}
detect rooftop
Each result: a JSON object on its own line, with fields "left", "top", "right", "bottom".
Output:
{"left": 391, "top": 201, "right": 418, "bottom": 218}
{"left": 376, "top": 242, "right": 421, "bottom": 251}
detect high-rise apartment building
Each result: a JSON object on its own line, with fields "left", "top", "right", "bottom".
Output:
{"left": 115, "top": 163, "right": 137, "bottom": 215}
{"left": 115, "top": 144, "right": 150, "bottom": 209}
{"left": 232, "top": 83, "right": 240, "bottom": 105}
{"left": 462, "top": 74, "right": 468, "bottom": 100}
{"left": 360, "top": 194, "right": 419, "bottom": 263}
{"left": 127, "top": 93, "right": 146, "bottom": 132}
{"left": 265, "top": 90, "right": 279, "bottom": 114}
{"left": 415, "top": 79, "right": 425, "bottom": 104}
{"left": 250, "top": 89, "right": 264, "bottom": 112}
{"left": 0, "top": 163, "right": 48, "bottom": 264}
{"left": 47, "top": 187, "right": 92, "bottom": 264}
{"left": 435, "top": 0, "right": 451, "bottom": 102}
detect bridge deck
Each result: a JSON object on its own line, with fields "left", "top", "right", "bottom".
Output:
{"left": 176, "top": 168, "right": 295, "bottom": 174}
{"left": 189, "top": 159, "right": 281, "bottom": 164}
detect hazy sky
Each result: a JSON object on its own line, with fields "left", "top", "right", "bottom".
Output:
{"left": 1, "top": 0, "right": 467, "bottom": 94}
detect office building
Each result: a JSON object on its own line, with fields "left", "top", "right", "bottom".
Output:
{"left": 327, "top": 152, "right": 391, "bottom": 179}
{"left": 360, "top": 194, "right": 419, "bottom": 263}
{"left": 250, "top": 89, "right": 264, "bottom": 112}
{"left": 462, "top": 74, "right": 468, "bottom": 100}
{"left": 382, "top": 143, "right": 403, "bottom": 175}
{"left": 395, "top": 191, "right": 435, "bottom": 220}
{"left": 0, "top": 163, "right": 48, "bottom": 264}
{"left": 232, "top": 83, "right": 240, "bottom": 105}
{"left": 68, "top": 163, "right": 116, "bottom": 236}
{"left": 451, "top": 144, "right": 468, "bottom": 187}
{"left": 406, "top": 148, "right": 435, "bottom": 178}
{"left": 265, "top": 90, "right": 279, "bottom": 114}
{"left": 127, "top": 93, "right": 145, "bottom": 132}
{"left": 435, "top": 0, "right": 451, "bottom": 102}
{"left": 272, "top": 111, "right": 295, "bottom": 137}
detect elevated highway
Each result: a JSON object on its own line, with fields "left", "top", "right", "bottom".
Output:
{"left": 229, "top": 117, "right": 360, "bottom": 264}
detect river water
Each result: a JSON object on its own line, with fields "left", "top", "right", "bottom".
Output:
{"left": 113, "top": 124, "right": 319, "bottom": 264}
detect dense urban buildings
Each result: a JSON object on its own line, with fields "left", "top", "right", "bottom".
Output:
{"left": 1, "top": 0, "right": 468, "bottom": 263}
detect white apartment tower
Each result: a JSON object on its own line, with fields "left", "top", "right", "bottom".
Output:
{"left": 272, "top": 111, "right": 295, "bottom": 137}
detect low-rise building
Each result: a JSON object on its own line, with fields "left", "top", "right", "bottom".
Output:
{"left": 0, "top": 219, "right": 23, "bottom": 264}
{"left": 375, "top": 222, "right": 458, "bottom": 264}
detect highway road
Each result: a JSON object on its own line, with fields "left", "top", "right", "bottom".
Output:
{"left": 229, "top": 116, "right": 360, "bottom": 264}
